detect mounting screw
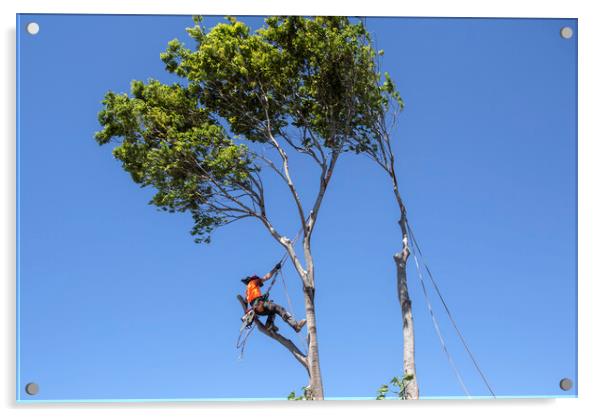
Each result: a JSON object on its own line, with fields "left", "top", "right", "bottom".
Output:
{"left": 25, "top": 382, "right": 39, "bottom": 396}
{"left": 26, "top": 22, "right": 40, "bottom": 35}
{"left": 559, "top": 378, "right": 573, "bottom": 391}
{"left": 560, "top": 26, "right": 573, "bottom": 39}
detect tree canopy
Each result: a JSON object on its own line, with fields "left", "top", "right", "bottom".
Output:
{"left": 95, "top": 16, "right": 402, "bottom": 245}
{"left": 96, "top": 80, "right": 255, "bottom": 243}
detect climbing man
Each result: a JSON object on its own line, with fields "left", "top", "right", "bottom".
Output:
{"left": 241, "top": 262, "right": 307, "bottom": 333}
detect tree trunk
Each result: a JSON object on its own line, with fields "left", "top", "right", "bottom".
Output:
{"left": 394, "top": 246, "right": 419, "bottom": 399}
{"left": 257, "top": 142, "right": 337, "bottom": 400}
{"left": 392, "top": 180, "right": 419, "bottom": 399}
{"left": 302, "top": 283, "right": 324, "bottom": 399}
{"left": 263, "top": 220, "right": 325, "bottom": 399}
{"left": 301, "top": 231, "right": 324, "bottom": 399}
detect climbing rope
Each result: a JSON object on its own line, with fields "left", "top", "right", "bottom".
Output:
{"left": 278, "top": 265, "right": 308, "bottom": 354}
{"left": 279, "top": 266, "right": 297, "bottom": 322}
{"left": 410, "top": 240, "right": 471, "bottom": 397}
{"left": 407, "top": 219, "right": 496, "bottom": 398}
{"left": 264, "top": 225, "right": 304, "bottom": 298}
{"left": 236, "top": 321, "right": 255, "bottom": 360}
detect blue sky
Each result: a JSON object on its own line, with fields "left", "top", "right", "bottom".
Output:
{"left": 17, "top": 14, "right": 577, "bottom": 401}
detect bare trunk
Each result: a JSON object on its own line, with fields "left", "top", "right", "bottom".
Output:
{"left": 302, "top": 281, "right": 324, "bottom": 399}
{"left": 394, "top": 245, "right": 419, "bottom": 399}
{"left": 392, "top": 178, "right": 419, "bottom": 399}
{"left": 256, "top": 196, "right": 326, "bottom": 400}
{"left": 293, "top": 151, "right": 338, "bottom": 400}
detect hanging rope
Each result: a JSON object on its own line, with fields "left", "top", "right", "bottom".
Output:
{"left": 236, "top": 322, "right": 255, "bottom": 360}
{"left": 278, "top": 266, "right": 308, "bottom": 354}
{"left": 407, "top": 220, "right": 496, "bottom": 398}
{"left": 410, "top": 241, "right": 471, "bottom": 397}
{"left": 264, "top": 225, "right": 304, "bottom": 297}
{"left": 279, "top": 265, "right": 297, "bottom": 319}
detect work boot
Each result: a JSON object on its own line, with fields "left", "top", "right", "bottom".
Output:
{"left": 293, "top": 319, "right": 307, "bottom": 333}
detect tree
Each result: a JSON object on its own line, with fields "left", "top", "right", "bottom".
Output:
{"left": 95, "top": 16, "right": 389, "bottom": 400}
{"left": 343, "top": 47, "right": 419, "bottom": 397}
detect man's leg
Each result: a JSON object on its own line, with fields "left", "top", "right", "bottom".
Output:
{"left": 253, "top": 300, "right": 278, "bottom": 332}
{"left": 263, "top": 301, "right": 306, "bottom": 333}
{"left": 264, "top": 313, "right": 278, "bottom": 332}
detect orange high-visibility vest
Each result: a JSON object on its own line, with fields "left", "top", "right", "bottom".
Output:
{"left": 246, "top": 278, "right": 263, "bottom": 304}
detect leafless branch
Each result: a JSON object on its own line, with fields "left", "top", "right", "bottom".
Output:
{"left": 237, "top": 295, "right": 308, "bottom": 372}
{"left": 261, "top": 98, "right": 307, "bottom": 233}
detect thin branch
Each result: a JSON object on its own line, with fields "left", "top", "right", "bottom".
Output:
{"left": 306, "top": 150, "right": 340, "bottom": 236}
{"left": 250, "top": 151, "right": 288, "bottom": 184}
{"left": 257, "top": 214, "right": 307, "bottom": 278}
{"left": 221, "top": 214, "right": 253, "bottom": 226}
{"left": 261, "top": 100, "right": 307, "bottom": 233}
{"left": 190, "top": 158, "right": 258, "bottom": 215}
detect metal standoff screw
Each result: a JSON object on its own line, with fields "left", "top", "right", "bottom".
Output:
{"left": 559, "top": 378, "right": 573, "bottom": 391}
{"left": 26, "top": 22, "right": 40, "bottom": 35}
{"left": 25, "top": 382, "right": 39, "bottom": 396}
{"left": 560, "top": 26, "right": 573, "bottom": 39}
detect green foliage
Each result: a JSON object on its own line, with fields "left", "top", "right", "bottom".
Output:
{"left": 159, "top": 16, "right": 400, "bottom": 151}
{"left": 95, "top": 80, "right": 254, "bottom": 243}
{"left": 376, "top": 373, "right": 414, "bottom": 400}
{"left": 95, "top": 16, "right": 403, "bottom": 243}
{"left": 287, "top": 385, "right": 313, "bottom": 400}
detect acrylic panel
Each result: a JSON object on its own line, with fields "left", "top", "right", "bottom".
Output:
{"left": 16, "top": 14, "right": 577, "bottom": 402}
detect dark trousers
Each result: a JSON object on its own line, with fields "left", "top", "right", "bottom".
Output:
{"left": 252, "top": 299, "right": 297, "bottom": 329}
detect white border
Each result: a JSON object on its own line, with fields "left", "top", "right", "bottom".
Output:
{"left": 3, "top": 1, "right": 601, "bottom": 416}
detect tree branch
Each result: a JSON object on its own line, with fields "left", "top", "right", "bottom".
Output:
{"left": 306, "top": 150, "right": 340, "bottom": 236}
{"left": 257, "top": 214, "right": 307, "bottom": 278}
{"left": 262, "top": 107, "right": 307, "bottom": 234}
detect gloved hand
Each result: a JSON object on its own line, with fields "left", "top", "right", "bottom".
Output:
{"left": 275, "top": 262, "right": 282, "bottom": 270}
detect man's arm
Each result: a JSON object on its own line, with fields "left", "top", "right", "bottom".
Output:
{"left": 262, "top": 262, "right": 282, "bottom": 282}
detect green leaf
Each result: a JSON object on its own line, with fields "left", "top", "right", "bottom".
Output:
{"left": 95, "top": 16, "right": 403, "bottom": 245}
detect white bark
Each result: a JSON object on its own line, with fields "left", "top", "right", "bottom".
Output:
{"left": 391, "top": 175, "right": 419, "bottom": 399}
{"left": 393, "top": 231, "right": 419, "bottom": 400}
{"left": 301, "top": 286, "right": 323, "bottom": 399}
